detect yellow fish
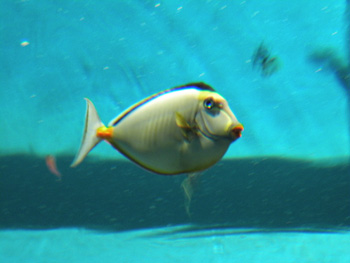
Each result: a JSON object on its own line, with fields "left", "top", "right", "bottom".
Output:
{"left": 71, "top": 82, "right": 243, "bottom": 175}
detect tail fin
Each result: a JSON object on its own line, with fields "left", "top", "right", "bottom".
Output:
{"left": 71, "top": 98, "right": 105, "bottom": 167}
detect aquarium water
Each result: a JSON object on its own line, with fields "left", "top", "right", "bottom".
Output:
{"left": 0, "top": 0, "right": 349, "bottom": 262}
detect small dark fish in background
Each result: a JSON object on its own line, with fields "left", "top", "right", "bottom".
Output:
{"left": 252, "top": 42, "right": 281, "bottom": 77}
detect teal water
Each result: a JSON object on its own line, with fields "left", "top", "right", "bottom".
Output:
{"left": 0, "top": 0, "right": 349, "bottom": 160}
{"left": 1, "top": 0, "right": 350, "bottom": 262}
{"left": 1, "top": 156, "right": 349, "bottom": 231}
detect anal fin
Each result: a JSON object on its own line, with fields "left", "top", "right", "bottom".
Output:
{"left": 181, "top": 172, "right": 202, "bottom": 217}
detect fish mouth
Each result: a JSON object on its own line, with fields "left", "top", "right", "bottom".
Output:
{"left": 198, "top": 123, "right": 243, "bottom": 141}
{"left": 229, "top": 123, "right": 244, "bottom": 140}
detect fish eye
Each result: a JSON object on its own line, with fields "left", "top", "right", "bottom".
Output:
{"left": 203, "top": 98, "right": 215, "bottom": 110}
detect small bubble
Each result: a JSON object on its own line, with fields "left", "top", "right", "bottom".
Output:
{"left": 20, "top": 40, "right": 30, "bottom": 47}
{"left": 251, "top": 11, "right": 260, "bottom": 18}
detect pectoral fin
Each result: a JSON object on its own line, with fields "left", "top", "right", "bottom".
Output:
{"left": 175, "top": 112, "right": 198, "bottom": 142}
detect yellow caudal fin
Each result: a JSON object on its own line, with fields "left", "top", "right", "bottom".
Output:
{"left": 71, "top": 98, "right": 105, "bottom": 167}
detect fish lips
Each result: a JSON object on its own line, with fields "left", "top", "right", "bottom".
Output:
{"left": 229, "top": 123, "right": 244, "bottom": 141}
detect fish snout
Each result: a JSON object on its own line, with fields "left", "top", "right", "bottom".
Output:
{"left": 229, "top": 123, "right": 244, "bottom": 140}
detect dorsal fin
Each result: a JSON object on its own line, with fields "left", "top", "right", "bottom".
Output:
{"left": 173, "top": 82, "right": 215, "bottom": 92}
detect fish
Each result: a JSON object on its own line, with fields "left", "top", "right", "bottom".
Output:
{"left": 252, "top": 42, "right": 281, "bottom": 77}
{"left": 71, "top": 82, "right": 243, "bottom": 175}
{"left": 45, "top": 155, "right": 62, "bottom": 181}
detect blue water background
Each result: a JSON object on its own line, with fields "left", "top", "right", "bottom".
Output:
{"left": 1, "top": 1, "right": 350, "bottom": 262}
{"left": 0, "top": 0, "right": 349, "bottom": 162}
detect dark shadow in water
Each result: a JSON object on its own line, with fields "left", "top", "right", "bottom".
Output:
{"left": 309, "top": 1, "right": 350, "bottom": 162}
{"left": 0, "top": 155, "right": 349, "bottom": 232}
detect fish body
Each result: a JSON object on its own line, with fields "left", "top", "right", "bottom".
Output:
{"left": 71, "top": 82, "right": 243, "bottom": 175}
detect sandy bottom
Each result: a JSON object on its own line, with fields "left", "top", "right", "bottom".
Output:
{"left": 1, "top": 226, "right": 349, "bottom": 263}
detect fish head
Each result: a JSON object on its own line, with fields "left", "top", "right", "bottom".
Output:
{"left": 196, "top": 91, "right": 243, "bottom": 141}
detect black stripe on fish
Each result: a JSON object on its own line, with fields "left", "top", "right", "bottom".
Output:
{"left": 111, "top": 82, "right": 215, "bottom": 127}
{"left": 173, "top": 82, "right": 215, "bottom": 92}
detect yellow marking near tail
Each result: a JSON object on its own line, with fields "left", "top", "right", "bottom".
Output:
{"left": 96, "top": 126, "right": 113, "bottom": 139}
